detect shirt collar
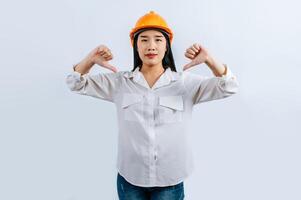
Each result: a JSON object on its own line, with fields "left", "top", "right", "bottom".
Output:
{"left": 123, "top": 67, "right": 179, "bottom": 89}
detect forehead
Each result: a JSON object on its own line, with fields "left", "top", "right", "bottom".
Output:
{"left": 138, "top": 30, "right": 164, "bottom": 38}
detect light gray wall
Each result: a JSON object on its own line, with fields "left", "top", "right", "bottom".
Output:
{"left": 0, "top": 0, "right": 300, "bottom": 199}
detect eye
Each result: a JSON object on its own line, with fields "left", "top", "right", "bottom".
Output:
{"left": 156, "top": 39, "right": 162, "bottom": 41}
{"left": 141, "top": 39, "right": 147, "bottom": 42}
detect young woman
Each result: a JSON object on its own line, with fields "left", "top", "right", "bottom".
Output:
{"left": 66, "top": 11, "right": 238, "bottom": 200}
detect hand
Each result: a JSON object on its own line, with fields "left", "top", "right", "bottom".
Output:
{"left": 86, "top": 45, "right": 118, "bottom": 73}
{"left": 183, "top": 43, "right": 210, "bottom": 71}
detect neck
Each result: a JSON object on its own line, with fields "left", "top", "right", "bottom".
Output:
{"left": 140, "top": 64, "right": 165, "bottom": 76}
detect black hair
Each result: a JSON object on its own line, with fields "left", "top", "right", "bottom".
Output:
{"left": 132, "top": 28, "right": 177, "bottom": 72}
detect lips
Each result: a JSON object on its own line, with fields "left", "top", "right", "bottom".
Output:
{"left": 145, "top": 54, "right": 157, "bottom": 58}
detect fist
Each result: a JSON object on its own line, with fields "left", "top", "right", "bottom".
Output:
{"left": 183, "top": 43, "right": 210, "bottom": 71}
{"left": 87, "top": 45, "right": 117, "bottom": 73}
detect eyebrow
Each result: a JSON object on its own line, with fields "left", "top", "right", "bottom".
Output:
{"left": 139, "top": 35, "right": 164, "bottom": 38}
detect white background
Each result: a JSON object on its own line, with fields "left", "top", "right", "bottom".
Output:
{"left": 0, "top": 0, "right": 300, "bottom": 199}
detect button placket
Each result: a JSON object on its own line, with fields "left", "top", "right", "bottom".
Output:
{"left": 147, "top": 92, "right": 157, "bottom": 184}
{"left": 146, "top": 93, "right": 155, "bottom": 127}
{"left": 154, "top": 150, "right": 158, "bottom": 161}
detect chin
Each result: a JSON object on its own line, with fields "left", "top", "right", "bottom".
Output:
{"left": 148, "top": 63, "right": 161, "bottom": 68}
{"left": 143, "top": 61, "right": 158, "bottom": 66}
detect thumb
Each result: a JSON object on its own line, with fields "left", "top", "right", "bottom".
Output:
{"left": 101, "top": 62, "right": 118, "bottom": 73}
{"left": 183, "top": 61, "right": 196, "bottom": 71}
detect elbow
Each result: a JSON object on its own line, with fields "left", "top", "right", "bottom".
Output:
{"left": 220, "top": 77, "right": 239, "bottom": 96}
{"left": 228, "top": 81, "right": 239, "bottom": 95}
{"left": 65, "top": 75, "right": 76, "bottom": 91}
{"left": 65, "top": 74, "right": 84, "bottom": 91}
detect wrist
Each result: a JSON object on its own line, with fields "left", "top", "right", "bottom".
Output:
{"left": 83, "top": 57, "right": 95, "bottom": 68}
{"left": 204, "top": 55, "right": 226, "bottom": 77}
{"left": 73, "top": 58, "right": 94, "bottom": 75}
{"left": 204, "top": 55, "right": 214, "bottom": 67}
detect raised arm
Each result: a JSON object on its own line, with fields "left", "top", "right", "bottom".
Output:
{"left": 66, "top": 45, "right": 120, "bottom": 103}
{"left": 183, "top": 43, "right": 239, "bottom": 105}
{"left": 74, "top": 44, "right": 118, "bottom": 75}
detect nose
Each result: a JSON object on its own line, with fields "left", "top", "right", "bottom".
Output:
{"left": 147, "top": 47, "right": 155, "bottom": 51}
{"left": 147, "top": 40, "right": 156, "bottom": 51}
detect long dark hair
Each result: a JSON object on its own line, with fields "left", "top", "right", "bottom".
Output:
{"left": 132, "top": 28, "right": 177, "bottom": 72}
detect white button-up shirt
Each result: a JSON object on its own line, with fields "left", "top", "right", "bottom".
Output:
{"left": 66, "top": 65, "right": 239, "bottom": 187}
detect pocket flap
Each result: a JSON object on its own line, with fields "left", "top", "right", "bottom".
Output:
{"left": 122, "top": 93, "right": 143, "bottom": 108}
{"left": 159, "top": 96, "right": 184, "bottom": 111}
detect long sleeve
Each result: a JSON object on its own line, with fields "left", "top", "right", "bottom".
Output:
{"left": 65, "top": 69, "right": 121, "bottom": 103}
{"left": 183, "top": 65, "right": 239, "bottom": 105}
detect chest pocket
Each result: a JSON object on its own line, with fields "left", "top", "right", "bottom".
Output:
{"left": 158, "top": 95, "right": 184, "bottom": 123}
{"left": 121, "top": 93, "right": 144, "bottom": 122}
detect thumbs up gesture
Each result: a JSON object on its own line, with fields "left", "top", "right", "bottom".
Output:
{"left": 183, "top": 43, "right": 210, "bottom": 71}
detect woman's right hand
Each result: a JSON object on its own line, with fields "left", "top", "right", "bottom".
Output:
{"left": 86, "top": 45, "right": 118, "bottom": 73}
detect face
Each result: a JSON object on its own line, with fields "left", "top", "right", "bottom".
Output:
{"left": 136, "top": 30, "right": 167, "bottom": 68}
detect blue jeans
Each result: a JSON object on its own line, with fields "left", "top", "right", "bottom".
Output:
{"left": 117, "top": 173, "right": 185, "bottom": 200}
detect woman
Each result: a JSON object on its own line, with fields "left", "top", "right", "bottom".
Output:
{"left": 66, "top": 11, "right": 238, "bottom": 200}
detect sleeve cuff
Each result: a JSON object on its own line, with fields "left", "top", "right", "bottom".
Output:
{"left": 69, "top": 64, "right": 84, "bottom": 81}
{"left": 221, "top": 64, "right": 235, "bottom": 80}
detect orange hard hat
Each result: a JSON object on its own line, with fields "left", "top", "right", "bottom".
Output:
{"left": 129, "top": 11, "right": 173, "bottom": 46}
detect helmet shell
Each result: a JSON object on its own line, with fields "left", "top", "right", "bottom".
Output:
{"left": 129, "top": 11, "right": 173, "bottom": 46}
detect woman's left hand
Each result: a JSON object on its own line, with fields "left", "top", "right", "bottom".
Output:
{"left": 183, "top": 43, "right": 211, "bottom": 71}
